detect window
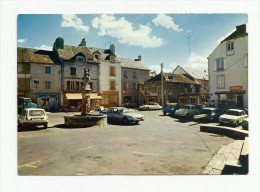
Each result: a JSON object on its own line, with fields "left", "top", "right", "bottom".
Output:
{"left": 133, "top": 83, "right": 137, "bottom": 90}
{"left": 217, "top": 75, "right": 225, "bottom": 89}
{"left": 44, "top": 66, "right": 52, "bottom": 74}
{"left": 110, "top": 56, "right": 115, "bottom": 62}
{"left": 133, "top": 71, "right": 137, "bottom": 79}
{"left": 109, "top": 67, "right": 116, "bottom": 76}
{"left": 33, "top": 80, "right": 39, "bottom": 88}
{"left": 110, "top": 80, "right": 116, "bottom": 90}
{"left": 123, "top": 71, "right": 128, "bottom": 78}
{"left": 157, "top": 86, "right": 161, "bottom": 95}
{"left": 70, "top": 67, "right": 76, "bottom": 75}
{"left": 67, "top": 81, "right": 80, "bottom": 90}
{"left": 45, "top": 81, "right": 51, "bottom": 89}
{"left": 123, "top": 82, "right": 128, "bottom": 90}
{"left": 94, "top": 54, "right": 100, "bottom": 60}
{"left": 216, "top": 58, "right": 224, "bottom": 71}
{"left": 227, "top": 42, "right": 234, "bottom": 51}
{"left": 76, "top": 56, "right": 84, "bottom": 62}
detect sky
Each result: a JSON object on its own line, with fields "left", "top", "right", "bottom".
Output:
{"left": 17, "top": 14, "right": 247, "bottom": 73}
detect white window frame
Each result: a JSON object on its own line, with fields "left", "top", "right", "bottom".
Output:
{"left": 217, "top": 75, "right": 225, "bottom": 89}
{"left": 33, "top": 80, "right": 39, "bottom": 89}
{"left": 123, "top": 71, "right": 128, "bottom": 78}
{"left": 123, "top": 82, "right": 128, "bottom": 90}
{"left": 133, "top": 83, "right": 137, "bottom": 90}
{"left": 216, "top": 58, "right": 224, "bottom": 71}
{"left": 133, "top": 71, "right": 137, "bottom": 79}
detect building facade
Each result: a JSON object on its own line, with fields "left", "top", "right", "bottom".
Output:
{"left": 141, "top": 73, "right": 200, "bottom": 106}
{"left": 173, "top": 65, "right": 209, "bottom": 105}
{"left": 17, "top": 48, "right": 61, "bottom": 112}
{"left": 208, "top": 24, "right": 248, "bottom": 108}
{"left": 120, "top": 56, "right": 150, "bottom": 107}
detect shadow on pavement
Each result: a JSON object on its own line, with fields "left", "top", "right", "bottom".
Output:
{"left": 18, "top": 126, "right": 46, "bottom": 132}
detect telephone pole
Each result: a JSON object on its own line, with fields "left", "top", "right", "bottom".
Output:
{"left": 161, "top": 63, "right": 164, "bottom": 106}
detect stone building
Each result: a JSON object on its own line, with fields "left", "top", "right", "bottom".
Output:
{"left": 17, "top": 48, "right": 61, "bottom": 112}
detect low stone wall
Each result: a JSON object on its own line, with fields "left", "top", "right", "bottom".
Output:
{"left": 200, "top": 124, "right": 248, "bottom": 140}
{"left": 64, "top": 114, "right": 107, "bottom": 128}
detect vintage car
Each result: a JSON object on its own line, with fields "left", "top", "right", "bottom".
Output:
{"left": 162, "top": 103, "right": 180, "bottom": 116}
{"left": 100, "top": 107, "right": 144, "bottom": 125}
{"left": 174, "top": 104, "right": 201, "bottom": 119}
{"left": 219, "top": 109, "right": 248, "bottom": 127}
{"left": 193, "top": 108, "right": 226, "bottom": 122}
{"left": 18, "top": 108, "right": 48, "bottom": 130}
{"left": 139, "top": 102, "right": 162, "bottom": 111}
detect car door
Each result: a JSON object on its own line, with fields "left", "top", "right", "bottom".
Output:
{"left": 19, "top": 110, "right": 27, "bottom": 123}
{"left": 112, "top": 109, "right": 124, "bottom": 122}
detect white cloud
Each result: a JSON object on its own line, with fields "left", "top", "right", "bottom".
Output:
{"left": 61, "top": 14, "right": 89, "bottom": 33}
{"left": 149, "top": 64, "right": 175, "bottom": 74}
{"left": 152, "top": 14, "right": 183, "bottom": 32}
{"left": 92, "top": 14, "right": 166, "bottom": 48}
{"left": 183, "top": 52, "right": 208, "bottom": 71}
{"left": 17, "top": 39, "right": 27, "bottom": 43}
{"left": 34, "top": 45, "right": 52, "bottom": 51}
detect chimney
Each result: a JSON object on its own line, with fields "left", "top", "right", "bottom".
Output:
{"left": 79, "top": 38, "right": 86, "bottom": 46}
{"left": 138, "top": 55, "right": 142, "bottom": 61}
{"left": 110, "top": 44, "right": 115, "bottom": 55}
{"left": 53, "top": 37, "right": 64, "bottom": 51}
{"left": 236, "top": 24, "right": 246, "bottom": 35}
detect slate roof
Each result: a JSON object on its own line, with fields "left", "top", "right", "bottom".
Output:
{"left": 147, "top": 73, "right": 197, "bottom": 84}
{"left": 17, "top": 47, "right": 60, "bottom": 64}
{"left": 119, "top": 57, "right": 150, "bottom": 71}
{"left": 89, "top": 47, "right": 118, "bottom": 61}
{"left": 56, "top": 45, "right": 94, "bottom": 61}
{"left": 221, "top": 24, "right": 248, "bottom": 42}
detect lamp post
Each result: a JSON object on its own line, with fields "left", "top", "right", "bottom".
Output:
{"left": 81, "top": 68, "right": 92, "bottom": 116}
{"left": 160, "top": 63, "right": 164, "bottom": 106}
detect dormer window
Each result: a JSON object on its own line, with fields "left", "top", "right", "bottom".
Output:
{"left": 76, "top": 56, "right": 85, "bottom": 62}
{"left": 94, "top": 54, "right": 100, "bottom": 60}
{"left": 110, "top": 56, "right": 115, "bottom": 62}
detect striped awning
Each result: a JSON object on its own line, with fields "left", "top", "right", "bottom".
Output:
{"left": 65, "top": 93, "right": 103, "bottom": 100}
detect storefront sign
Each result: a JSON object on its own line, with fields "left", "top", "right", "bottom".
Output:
{"left": 230, "top": 86, "right": 242, "bottom": 91}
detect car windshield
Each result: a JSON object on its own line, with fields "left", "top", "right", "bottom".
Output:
{"left": 201, "top": 109, "right": 212, "bottom": 114}
{"left": 119, "top": 108, "right": 131, "bottom": 114}
{"left": 29, "top": 110, "right": 45, "bottom": 116}
{"left": 225, "top": 110, "right": 240, "bottom": 116}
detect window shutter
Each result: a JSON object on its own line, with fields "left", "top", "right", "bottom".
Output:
{"left": 76, "top": 81, "right": 79, "bottom": 90}
{"left": 224, "top": 59, "right": 228, "bottom": 70}
{"left": 67, "top": 81, "right": 70, "bottom": 90}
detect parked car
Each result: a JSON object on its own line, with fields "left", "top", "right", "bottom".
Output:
{"left": 100, "top": 107, "right": 144, "bottom": 125}
{"left": 219, "top": 109, "right": 248, "bottom": 127}
{"left": 139, "top": 102, "right": 162, "bottom": 111}
{"left": 175, "top": 104, "right": 201, "bottom": 119}
{"left": 18, "top": 108, "right": 48, "bottom": 130}
{"left": 162, "top": 103, "right": 180, "bottom": 116}
{"left": 193, "top": 108, "right": 226, "bottom": 122}
{"left": 242, "top": 118, "right": 248, "bottom": 130}
{"left": 17, "top": 97, "right": 37, "bottom": 114}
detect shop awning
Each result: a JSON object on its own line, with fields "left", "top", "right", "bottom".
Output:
{"left": 65, "top": 93, "right": 103, "bottom": 100}
{"left": 214, "top": 90, "right": 246, "bottom": 94}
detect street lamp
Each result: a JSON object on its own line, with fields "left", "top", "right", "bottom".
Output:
{"left": 161, "top": 63, "right": 164, "bottom": 106}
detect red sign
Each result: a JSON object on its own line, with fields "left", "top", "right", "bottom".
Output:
{"left": 230, "top": 86, "right": 242, "bottom": 91}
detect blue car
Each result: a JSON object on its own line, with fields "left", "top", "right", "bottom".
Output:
{"left": 162, "top": 103, "right": 180, "bottom": 116}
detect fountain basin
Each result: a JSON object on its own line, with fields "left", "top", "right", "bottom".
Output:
{"left": 64, "top": 114, "right": 107, "bottom": 128}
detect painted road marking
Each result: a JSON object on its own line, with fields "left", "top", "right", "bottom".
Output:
{"left": 133, "top": 151, "right": 160, "bottom": 156}
{"left": 78, "top": 145, "right": 96, "bottom": 151}
{"left": 18, "top": 160, "right": 41, "bottom": 169}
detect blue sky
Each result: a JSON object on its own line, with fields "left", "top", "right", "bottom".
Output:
{"left": 17, "top": 14, "right": 247, "bottom": 73}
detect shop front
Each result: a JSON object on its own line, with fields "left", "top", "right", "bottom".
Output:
{"left": 64, "top": 93, "right": 103, "bottom": 111}
{"left": 215, "top": 89, "right": 245, "bottom": 108}
{"left": 36, "top": 93, "right": 59, "bottom": 112}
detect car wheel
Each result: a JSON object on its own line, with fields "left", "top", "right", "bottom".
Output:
{"left": 163, "top": 112, "right": 166, "bottom": 116}
{"left": 135, "top": 121, "right": 139, "bottom": 125}
{"left": 123, "top": 117, "right": 129, "bottom": 125}
{"left": 44, "top": 124, "right": 48, "bottom": 129}
{"left": 145, "top": 107, "right": 149, "bottom": 111}
{"left": 234, "top": 121, "right": 239, "bottom": 127}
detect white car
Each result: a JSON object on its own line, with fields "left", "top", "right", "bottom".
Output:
{"left": 219, "top": 109, "right": 248, "bottom": 127}
{"left": 139, "top": 102, "right": 162, "bottom": 111}
{"left": 18, "top": 108, "right": 48, "bottom": 129}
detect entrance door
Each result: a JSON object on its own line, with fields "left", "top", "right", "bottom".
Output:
{"left": 237, "top": 95, "right": 243, "bottom": 107}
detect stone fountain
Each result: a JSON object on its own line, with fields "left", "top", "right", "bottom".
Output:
{"left": 64, "top": 68, "right": 107, "bottom": 128}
